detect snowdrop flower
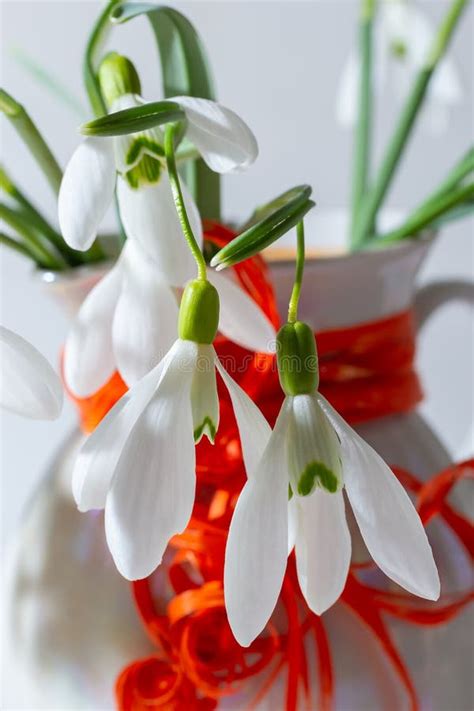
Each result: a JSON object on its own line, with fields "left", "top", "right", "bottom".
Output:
{"left": 336, "top": 0, "right": 462, "bottom": 134}
{"left": 224, "top": 320, "right": 440, "bottom": 647}
{"left": 58, "top": 53, "right": 258, "bottom": 256}
{"left": 72, "top": 278, "right": 275, "bottom": 581}
{"left": 63, "top": 236, "right": 274, "bottom": 397}
{"left": 0, "top": 326, "right": 63, "bottom": 419}
{"left": 59, "top": 53, "right": 271, "bottom": 397}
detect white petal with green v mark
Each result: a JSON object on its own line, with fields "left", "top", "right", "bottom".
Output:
{"left": 112, "top": 240, "right": 178, "bottom": 386}
{"left": 317, "top": 393, "right": 440, "bottom": 600}
{"left": 287, "top": 394, "right": 343, "bottom": 497}
{"left": 58, "top": 136, "right": 116, "bottom": 251}
{"left": 105, "top": 339, "right": 198, "bottom": 580}
{"left": 0, "top": 326, "right": 63, "bottom": 420}
{"left": 224, "top": 402, "right": 290, "bottom": 647}
{"left": 172, "top": 96, "right": 258, "bottom": 174}
{"left": 191, "top": 344, "right": 219, "bottom": 443}
{"left": 207, "top": 269, "right": 276, "bottom": 354}
{"left": 116, "top": 174, "right": 202, "bottom": 286}
{"left": 295, "top": 489, "right": 351, "bottom": 615}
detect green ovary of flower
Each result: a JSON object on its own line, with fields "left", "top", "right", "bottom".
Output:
{"left": 179, "top": 280, "right": 220, "bottom": 344}
{"left": 276, "top": 321, "right": 319, "bottom": 396}
{"left": 99, "top": 52, "right": 142, "bottom": 108}
{"left": 390, "top": 39, "right": 408, "bottom": 59}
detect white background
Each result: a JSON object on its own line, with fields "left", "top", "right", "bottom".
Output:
{"left": 1, "top": 0, "right": 473, "bottom": 550}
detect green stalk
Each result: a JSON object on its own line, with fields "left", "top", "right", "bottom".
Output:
{"left": 0, "top": 165, "right": 79, "bottom": 264}
{"left": 350, "top": 0, "right": 376, "bottom": 242}
{"left": 84, "top": 0, "right": 122, "bottom": 117}
{"left": 408, "top": 147, "right": 473, "bottom": 221}
{"left": 0, "top": 232, "right": 36, "bottom": 261}
{"left": 164, "top": 123, "right": 207, "bottom": 281}
{"left": 374, "top": 182, "right": 474, "bottom": 245}
{"left": 352, "top": 0, "right": 469, "bottom": 249}
{"left": 0, "top": 89, "right": 62, "bottom": 196}
{"left": 0, "top": 165, "right": 105, "bottom": 266}
{"left": 287, "top": 221, "right": 306, "bottom": 324}
{"left": 0, "top": 203, "right": 65, "bottom": 269}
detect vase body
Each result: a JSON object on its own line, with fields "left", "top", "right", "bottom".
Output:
{"left": 3, "top": 238, "right": 472, "bottom": 710}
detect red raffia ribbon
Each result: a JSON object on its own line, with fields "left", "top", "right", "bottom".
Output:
{"left": 65, "top": 222, "right": 473, "bottom": 710}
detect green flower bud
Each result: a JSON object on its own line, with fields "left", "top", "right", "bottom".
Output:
{"left": 276, "top": 321, "right": 319, "bottom": 396}
{"left": 178, "top": 280, "right": 220, "bottom": 344}
{"left": 98, "top": 52, "right": 141, "bottom": 109}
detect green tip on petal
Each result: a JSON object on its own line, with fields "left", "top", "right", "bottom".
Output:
{"left": 194, "top": 416, "right": 217, "bottom": 444}
{"left": 297, "top": 461, "right": 340, "bottom": 496}
{"left": 98, "top": 52, "right": 141, "bottom": 109}
{"left": 179, "top": 279, "right": 220, "bottom": 344}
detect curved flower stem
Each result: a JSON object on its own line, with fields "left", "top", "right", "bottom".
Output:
{"left": 164, "top": 122, "right": 207, "bottom": 281}
{"left": 287, "top": 220, "right": 305, "bottom": 323}
{"left": 0, "top": 89, "right": 62, "bottom": 196}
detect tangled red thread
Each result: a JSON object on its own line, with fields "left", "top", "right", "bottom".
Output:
{"left": 66, "top": 223, "right": 473, "bottom": 711}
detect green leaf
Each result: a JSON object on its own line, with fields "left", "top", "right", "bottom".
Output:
{"left": 374, "top": 182, "right": 474, "bottom": 245}
{"left": 211, "top": 186, "right": 315, "bottom": 269}
{"left": 111, "top": 3, "right": 220, "bottom": 220}
{"left": 84, "top": 0, "right": 122, "bottom": 117}
{"left": 81, "top": 100, "right": 185, "bottom": 136}
{"left": 240, "top": 185, "right": 312, "bottom": 231}
{"left": 0, "top": 88, "right": 62, "bottom": 196}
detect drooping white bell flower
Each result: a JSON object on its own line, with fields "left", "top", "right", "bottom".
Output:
{"left": 0, "top": 326, "right": 63, "bottom": 419}
{"left": 63, "top": 237, "right": 275, "bottom": 397}
{"left": 58, "top": 53, "right": 269, "bottom": 398}
{"left": 58, "top": 56, "right": 258, "bottom": 256}
{"left": 336, "top": 0, "right": 463, "bottom": 134}
{"left": 72, "top": 278, "right": 272, "bottom": 580}
{"left": 224, "top": 321, "right": 440, "bottom": 647}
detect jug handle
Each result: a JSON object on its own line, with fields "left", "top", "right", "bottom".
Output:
{"left": 414, "top": 279, "right": 474, "bottom": 457}
{"left": 414, "top": 279, "right": 474, "bottom": 330}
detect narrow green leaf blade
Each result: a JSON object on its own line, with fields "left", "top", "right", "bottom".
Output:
{"left": 81, "top": 100, "right": 185, "bottom": 136}
{"left": 212, "top": 189, "right": 315, "bottom": 269}
{"left": 111, "top": 3, "right": 220, "bottom": 220}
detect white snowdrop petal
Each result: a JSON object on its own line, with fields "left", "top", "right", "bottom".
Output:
{"left": 0, "top": 326, "right": 63, "bottom": 420}
{"left": 117, "top": 174, "right": 202, "bottom": 286}
{"left": 58, "top": 137, "right": 116, "bottom": 250}
{"left": 317, "top": 394, "right": 440, "bottom": 600}
{"left": 63, "top": 261, "right": 122, "bottom": 397}
{"left": 72, "top": 347, "right": 175, "bottom": 512}
{"left": 105, "top": 340, "right": 198, "bottom": 580}
{"left": 215, "top": 356, "right": 272, "bottom": 478}
{"left": 295, "top": 489, "right": 351, "bottom": 615}
{"left": 173, "top": 96, "right": 258, "bottom": 173}
{"left": 224, "top": 402, "right": 291, "bottom": 647}
{"left": 207, "top": 269, "right": 276, "bottom": 354}
{"left": 113, "top": 240, "right": 178, "bottom": 386}
{"left": 287, "top": 496, "right": 298, "bottom": 555}
{"left": 335, "top": 52, "right": 359, "bottom": 128}
{"left": 190, "top": 344, "right": 219, "bottom": 443}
